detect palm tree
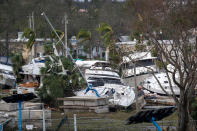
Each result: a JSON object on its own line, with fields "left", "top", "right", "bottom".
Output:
{"left": 97, "top": 22, "right": 114, "bottom": 61}
{"left": 77, "top": 29, "right": 93, "bottom": 59}
{"left": 22, "top": 28, "right": 36, "bottom": 61}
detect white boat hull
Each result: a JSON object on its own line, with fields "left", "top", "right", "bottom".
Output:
{"left": 76, "top": 84, "right": 135, "bottom": 107}
{"left": 142, "top": 72, "right": 180, "bottom": 95}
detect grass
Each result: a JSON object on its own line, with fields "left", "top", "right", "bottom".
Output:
{"left": 49, "top": 110, "right": 178, "bottom": 131}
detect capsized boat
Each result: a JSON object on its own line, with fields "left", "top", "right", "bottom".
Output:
{"left": 21, "top": 56, "right": 48, "bottom": 75}
{"left": 142, "top": 72, "right": 180, "bottom": 95}
{"left": 75, "top": 60, "right": 135, "bottom": 107}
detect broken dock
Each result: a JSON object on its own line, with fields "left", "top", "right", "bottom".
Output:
{"left": 58, "top": 96, "right": 109, "bottom": 113}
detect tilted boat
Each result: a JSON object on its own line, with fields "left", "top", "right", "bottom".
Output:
{"left": 0, "top": 63, "right": 16, "bottom": 87}
{"left": 75, "top": 60, "right": 135, "bottom": 107}
{"left": 142, "top": 72, "right": 180, "bottom": 95}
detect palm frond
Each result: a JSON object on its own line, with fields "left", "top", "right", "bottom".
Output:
{"left": 23, "top": 28, "right": 36, "bottom": 50}
{"left": 77, "top": 29, "right": 91, "bottom": 40}
{"left": 97, "top": 22, "right": 113, "bottom": 35}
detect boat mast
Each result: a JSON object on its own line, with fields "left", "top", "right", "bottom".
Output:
{"left": 41, "top": 12, "right": 89, "bottom": 86}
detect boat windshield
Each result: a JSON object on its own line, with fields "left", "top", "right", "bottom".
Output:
{"left": 125, "top": 59, "right": 155, "bottom": 68}
{"left": 88, "top": 77, "right": 123, "bottom": 85}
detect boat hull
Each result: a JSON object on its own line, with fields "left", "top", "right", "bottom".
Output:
{"left": 76, "top": 85, "right": 135, "bottom": 107}
{"left": 0, "top": 74, "right": 15, "bottom": 87}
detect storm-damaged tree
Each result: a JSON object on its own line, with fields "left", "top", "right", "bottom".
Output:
{"left": 128, "top": 0, "right": 197, "bottom": 130}
{"left": 38, "top": 33, "right": 86, "bottom": 106}
{"left": 39, "top": 54, "right": 86, "bottom": 106}
{"left": 22, "top": 28, "right": 36, "bottom": 61}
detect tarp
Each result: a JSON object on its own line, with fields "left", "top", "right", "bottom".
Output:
{"left": 2, "top": 93, "right": 37, "bottom": 103}
{"left": 125, "top": 106, "right": 176, "bottom": 125}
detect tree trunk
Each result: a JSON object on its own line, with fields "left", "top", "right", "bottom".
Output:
{"left": 100, "top": 47, "right": 102, "bottom": 59}
{"left": 76, "top": 48, "right": 78, "bottom": 59}
{"left": 105, "top": 46, "right": 109, "bottom": 61}
{"left": 90, "top": 45, "right": 93, "bottom": 59}
{"left": 178, "top": 90, "right": 189, "bottom": 131}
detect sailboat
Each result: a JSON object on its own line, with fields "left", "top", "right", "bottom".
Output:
{"left": 142, "top": 72, "right": 180, "bottom": 95}
{"left": 75, "top": 60, "right": 135, "bottom": 107}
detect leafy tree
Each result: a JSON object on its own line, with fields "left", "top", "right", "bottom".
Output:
{"left": 77, "top": 29, "right": 93, "bottom": 59}
{"left": 97, "top": 22, "right": 121, "bottom": 68}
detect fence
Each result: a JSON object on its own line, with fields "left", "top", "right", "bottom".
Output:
{"left": 4, "top": 115, "right": 187, "bottom": 131}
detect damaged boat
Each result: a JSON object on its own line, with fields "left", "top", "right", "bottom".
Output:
{"left": 75, "top": 60, "right": 135, "bottom": 107}
{"left": 142, "top": 72, "right": 180, "bottom": 96}
{"left": 0, "top": 57, "right": 16, "bottom": 87}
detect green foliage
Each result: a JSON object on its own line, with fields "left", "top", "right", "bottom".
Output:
{"left": 97, "top": 22, "right": 114, "bottom": 47}
{"left": 147, "top": 41, "right": 152, "bottom": 46}
{"left": 78, "top": 55, "right": 87, "bottom": 60}
{"left": 135, "top": 44, "right": 146, "bottom": 51}
{"left": 10, "top": 52, "right": 24, "bottom": 82}
{"left": 77, "top": 29, "right": 91, "bottom": 41}
{"left": 97, "top": 22, "right": 122, "bottom": 68}
{"left": 151, "top": 48, "right": 158, "bottom": 57}
{"left": 130, "top": 31, "right": 142, "bottom": 43}
{"left": 51, "top": 30, "right": 64, "bottom": 45}
{"left": 22, "top": 28, "right": 36, "bottom": 49}
{"left": 39, "top": 56, "right": 86, "bottom": 106}
{"left": 130, "top": 34, "right": 135, "bottom": 41}
{"left": 77, "top": 29, "right": 92, "bottom": 55}
{"left": 155, "top": 60, "right": 167, "bottom": 69}
{"left": 44, "top": 42, "right": 54, "bottom": 55}
{"left": 109, "top": 52, "right": 121, "bottom": 68}
{"left": 191, "top": 97, "right": 197, "bottom": 120}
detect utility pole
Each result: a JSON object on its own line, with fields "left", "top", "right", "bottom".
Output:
{"left": 74, "top": 114, "right": 77, "bottom": 131}
{"left": 32, "top": 12, "right": 35, "bottom": 31}
{"left": 134, "top": 62, "right": 139, "bottom": 112}
{"left": 32, "top": 12, "right": 36, "bottom": 58}
{"left": 29, "top": 15, "right": 32, "bottom": 29}
{"left": 42, "top": 104, "right": 46, "bottom": 131}
{"left": 64, "top": 13, "right": 68, "bottom": 57}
